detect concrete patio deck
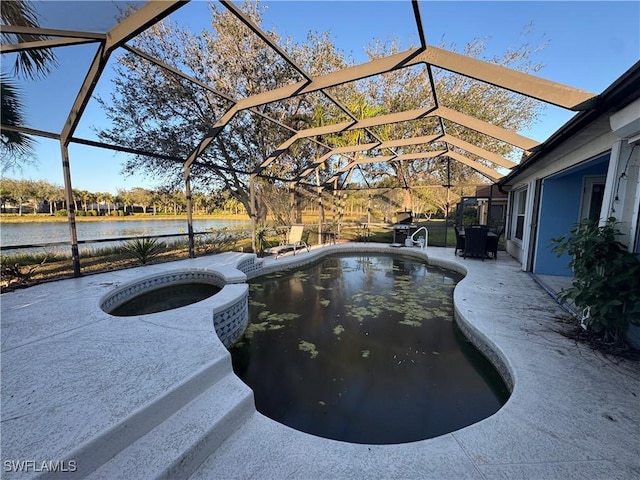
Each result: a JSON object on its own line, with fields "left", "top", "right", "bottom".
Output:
{"left": 1, "top": 244, "right": 639, "bottom": 479}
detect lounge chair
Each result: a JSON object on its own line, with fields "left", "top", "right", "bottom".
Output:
{"left": 265, "top": 224, "right": 309, "bottom": 259}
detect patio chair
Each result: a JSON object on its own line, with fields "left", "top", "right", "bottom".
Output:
{"left": 485, "top": 226, "right": 504, "bottom": 260}
{"left": 265, "top": 224, "right": 309, "bottom": 259}
{"left": 454, "top": 226, "right": 465, "bottom": 256}
{"left": 463, "top": 226, "right": 488, "bottom": 261}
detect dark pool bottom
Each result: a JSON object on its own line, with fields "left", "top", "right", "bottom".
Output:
{"left": 231, "top": 254, "right": 509, "bottom": 444}
{"left": 109, "top": 283, "right": 219, "bottom": 316}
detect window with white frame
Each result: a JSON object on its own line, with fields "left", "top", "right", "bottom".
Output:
{"left": 512, "top": 188, "right": 527, "bottom": 242}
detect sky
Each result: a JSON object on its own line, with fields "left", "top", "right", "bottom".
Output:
{"left": 3, "top": 0, "right": 639, "bottom": 194}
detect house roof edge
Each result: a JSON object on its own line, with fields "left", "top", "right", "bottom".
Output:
{"left": 499, "top": 60, "right": 640, "bottom": 187}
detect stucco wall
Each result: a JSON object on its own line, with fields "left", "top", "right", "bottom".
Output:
{"left": 534, "top": 159, "right": 609, "bottom": 276}
{"left": 503, "top": 123, "right": 615, "bottom": 271}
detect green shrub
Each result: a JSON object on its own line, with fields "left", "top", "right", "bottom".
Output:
{"left": 254, "top": 224, "right": 269, "bottom": 256}
{"left": 54, "top": 209, "right": 67, "bottom": 216}
{"left": 123, "top": 237, "right": 164, "bottom": 265}
{"left": 552, "top": 217, "right": 640, "bottom": 345}
{"left": 87, "top": 209, "right": 97, "bottom": 216}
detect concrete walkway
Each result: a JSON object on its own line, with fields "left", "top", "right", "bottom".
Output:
{"left": 1, "top": 245, "right": 639, "bottom": 479}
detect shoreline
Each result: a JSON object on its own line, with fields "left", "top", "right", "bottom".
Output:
{"left": 0, "top": 213, "right": 251, "bottom": 224}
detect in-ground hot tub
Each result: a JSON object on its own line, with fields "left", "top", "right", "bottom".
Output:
{"left": 108, "top": 282, "right": 220, "bottom": 316}
{"left": 100, "top": 268, "right": 249, "bottom": 347}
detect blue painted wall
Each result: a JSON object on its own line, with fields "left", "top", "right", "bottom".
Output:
{"left": 534, "top": 159, "right": 609, "bottom": 276}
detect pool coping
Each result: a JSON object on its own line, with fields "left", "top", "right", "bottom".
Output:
{"left": 1, "top": 244, "right": 639, "bottom": 479}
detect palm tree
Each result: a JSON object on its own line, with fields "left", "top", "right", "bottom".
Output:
{"left": 71, "top": 189, "right": 83, "bottom": 212}
{"left": 98, "top": 191, "right": 115, "bottom": 215}
{"left": 45, "top": 182, "right": 65, "bottom": 214}
{"left": 1, "top": 0, "right": 57, "bottom": 171}
{"left": 78, "top": 189, "right": 94, "bottom": 212}
{"left": 1, "top": 77, "right": 35, "bottom": 168}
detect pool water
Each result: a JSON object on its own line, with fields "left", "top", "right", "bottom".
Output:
{"left": 230, "top": 254, "right": 509, "bottom": 444}
{"left": 109, "top": 283, "right": 220, "bottom": 316}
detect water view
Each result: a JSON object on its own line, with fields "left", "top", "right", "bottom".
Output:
{"left": 231, "top": 254, "right": 509, "bottom": 444}
{"left": 0, "top": 218, "right": 251, "bottom": 255}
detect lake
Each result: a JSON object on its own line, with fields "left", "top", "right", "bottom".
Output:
{"left": 0, "top": 218, "right": 251, "bottom": 256}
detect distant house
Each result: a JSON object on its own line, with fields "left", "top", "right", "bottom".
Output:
{"left": 499, "top": 61, "right": 640, "bottom": 346}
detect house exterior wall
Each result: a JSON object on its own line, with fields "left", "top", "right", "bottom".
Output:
{"left": 534, "top": 157, "right": 610, "bottom": 276}
{"left": 602, "top": 139, "right": 640, "bottom": 249}
{"left": 504, "top": 125, "right": 615, "bottom": 269}
{"left": 608, "top": 99, "right": 640, "bottom": 349}
{"left": 505, "top": 185, "right": 528, "bottom": 264}
{"left": 503, "top": 95, "right": 640, "bottom": 348}
{"left": 504, "top": 101, "right": 640, "bottom": 269}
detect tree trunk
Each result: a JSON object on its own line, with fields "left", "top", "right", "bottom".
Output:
{"left": 236, "top": 190, "right": 266, "bottom": 224}
{"left": 402, "top": 188, "right": 412, "bottom": 212}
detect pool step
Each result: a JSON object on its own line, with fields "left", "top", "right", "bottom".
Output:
{"left": 85, "top": 373, "right": 254, "bottom": 480}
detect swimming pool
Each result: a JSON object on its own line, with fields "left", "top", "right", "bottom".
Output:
{"left": 231, "top": 253, "right": 509, "bottom": 444}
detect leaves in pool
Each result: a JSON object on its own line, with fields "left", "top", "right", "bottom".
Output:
{"left": 233, "top": 255, "right": 509, "bottom": 445}
{"left": 245, "top": 322, "right": 268, "bottom": 338}
{"left": 399, "top": 319, "right": 422, "bottom": 327}
{"left": 299, "top": 340, "right": 319, "bottom": 358}
{"left": 268, "top": 312, "right": 300, "bottom": 322}
{"left": 256, "top": 310, "right": 300, "bottom": 323}
{"left": 343, "top": 272, "right": 455, "bottom": 326}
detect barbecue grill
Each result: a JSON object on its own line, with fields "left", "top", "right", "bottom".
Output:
{"left": 392, "top": 211, "right": 418, "bottom": 244}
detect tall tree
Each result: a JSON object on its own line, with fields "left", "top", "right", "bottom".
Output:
{"left": 352, "top": 33, "right": 546, "bottom": 208}
{"left": 130, "top": 187, "right": 152, "bottom": 214}
{"left": 97, "top": 1, "right": 346, "bottom": 222}
{"left": 97, "top": 1, "right": 545, "bottom": 222}
{"left": 1, "top": 0, "right": 57, "bottom": 172}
